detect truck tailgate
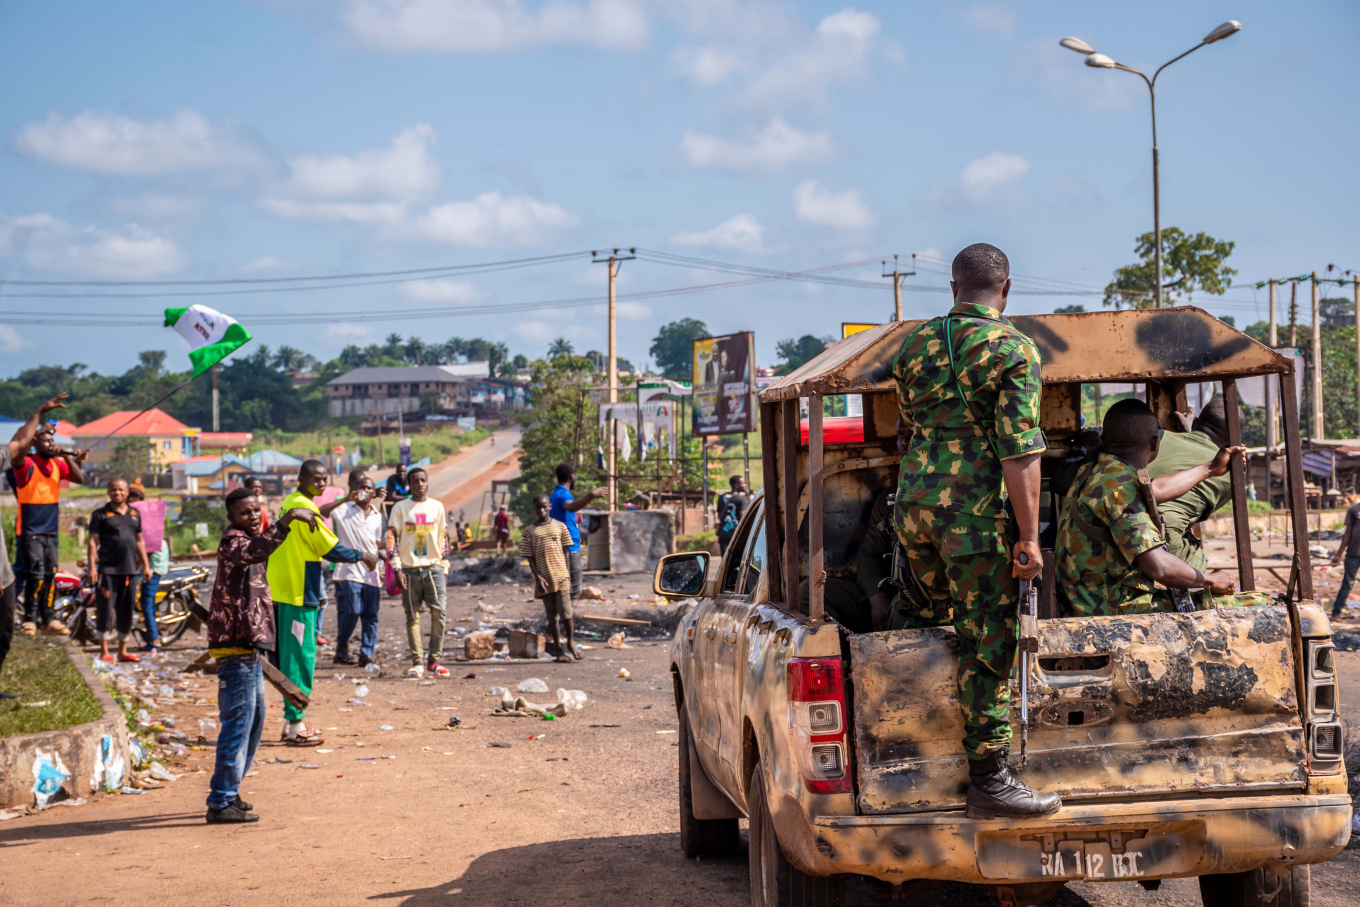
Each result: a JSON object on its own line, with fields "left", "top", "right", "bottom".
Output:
{"left": 848, "top": 605, "right": 1306, "bottom": 814}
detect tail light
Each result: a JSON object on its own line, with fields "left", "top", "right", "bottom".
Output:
{"left": 1305, "top": 640, "right": 1343, "bottom": 769}
{"left": 787, "top": 657, "right": 852, "bottom": 794}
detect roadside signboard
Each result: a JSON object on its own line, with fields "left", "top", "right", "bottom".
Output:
{"left": 692, "top": 332, "right": 756, "bottom": 435}
{"left": 842, "top": 322, "right": 879, "bottom": 338}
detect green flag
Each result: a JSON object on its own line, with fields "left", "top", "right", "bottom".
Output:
{"left": 163, "top": 305, "right": 252, "bottom": 377}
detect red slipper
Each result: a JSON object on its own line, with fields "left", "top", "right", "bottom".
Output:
{"left": 119, "top": 653, "right": 141, "bottom": 663}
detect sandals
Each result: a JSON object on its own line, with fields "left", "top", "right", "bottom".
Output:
{"left": 426, "top": 661, "right": 450, "bottom": 678}
{"left": 281, "top": 725, "right": 325, "bottom": 747}
{"left": 119, "top": 653, "right": 141, "bottom": 663}
{"left": 553, "top": 654, "right": 574, "bottom": 663}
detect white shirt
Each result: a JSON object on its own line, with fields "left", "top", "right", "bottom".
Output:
{"left": 332, "top": 501, "right": 383, "bottom": 586}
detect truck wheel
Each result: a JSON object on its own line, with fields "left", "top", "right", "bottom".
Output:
{"left": 1199, "top": 865, "right": 1310, "bottom": 907}
{"left": 677, "top": 700, "right": 740, "bottom": 858}
{"left": 748, "top": 759, "right": 845, "bottom": 907}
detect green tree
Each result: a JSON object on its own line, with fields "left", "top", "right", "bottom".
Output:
{"left": 775, "top": 335, "right": 832, "bottom": 375}
{"left": 108, "top": 437, "right": 153, "bottom": 478}
{"left": 486, "top": 342, "right": 509, "bottom": 377}
{"left": 441, "top": 337, "right": 467, "bottom": 363}
{"left": 1053, "top": 304, "right": 1086, "bottom": 314}
{"left": 547, "top": 338, "right": 574, "bottom": 359}
{"left": 511, "top": 355, "right": 599, "bottom": 525}
{"left": 511, "top": 354, "right": 528, "bottom": 370}
{"left": 382, "top": 334, "right": 404, "bottom": 359}
{"left": 649, "top": 318, "right": 710, "bottom": 380}
{"left": 1104, "top": 228, "right": 1237, "bottom": 310}
{"left": 1244, "top": 317, "right": 1357, "bottom": 440}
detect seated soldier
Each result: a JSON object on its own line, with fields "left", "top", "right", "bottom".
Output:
{"left": 798, "top": 418, "right": 911, "bottom": 633}
{"left": 1146, "top": 397, "right": 1235, "bottom": 572}
{"left": 1055, "top": 398, "right": 1270, "bottom": 617}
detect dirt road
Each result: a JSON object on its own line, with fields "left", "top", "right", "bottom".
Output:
{"left": 3, "top": 567, "right": 1357, "bottom": 906}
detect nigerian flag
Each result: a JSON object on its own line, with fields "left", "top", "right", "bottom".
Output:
{"left": 164, "top": 305, "right": 252, "bottom": 377}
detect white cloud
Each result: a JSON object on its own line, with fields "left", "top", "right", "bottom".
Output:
{"left": 1016, "top": 38, "right": 1142, "bottom": 111}
{"left": 0, "top": 326, "right": 33, "bottom": 353}
{"left": 964, "top": 4, "right": 1016, "bottom": 35}
{"left": 793, "top": 180, "right": 874, "bottom": 230}
{"left": 283, "top": 124, "right": 441, "bottom": 200}
{"left": 960, "top": 151, "right": 1031, "bottom": 201}
{"left": 679, "top": 118, "right": 833, "bottom": 173}
{"left": 407, "top": 192, "right": 578, "bottom": 247}
{"left": 671, "top": 213, "right": 764, "bottom": 253}
{"left": 740, "top": 8, "right": 899, "bottom": 108}
{"left": 399, "top": 278, "right": 482, "bottom": 303}
{"left": 0, "top": 210, "right": 185, "bottom": 277}
{"left": 256, "top": 198, "right": 407, "bottom": 225}
{"left": 342, "top": 0, "right": 648, "bottom": 53}
{"left": 13, "top": 109, "right": 262, "bottom": 176}
{"left": 671, "top": 45, "right": 744, "bottom": 87}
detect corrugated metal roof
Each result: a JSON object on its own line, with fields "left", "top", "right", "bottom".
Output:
{"left": 327, "top": 363, "right": 490, "bottom": 385}
{"left": 760, "top": 306, "right": 1293, "bottom": 402}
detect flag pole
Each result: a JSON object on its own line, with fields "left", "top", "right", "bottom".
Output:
{"left": 78, "top": 373, "right": 201, "bottom": 455}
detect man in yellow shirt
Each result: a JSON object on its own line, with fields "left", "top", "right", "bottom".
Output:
{"left": 267, "top": 459, "right": 376, "bottom": 745}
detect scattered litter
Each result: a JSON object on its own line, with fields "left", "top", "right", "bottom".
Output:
{"left": 316, "top": 749, "right": 333, "bottom": 754}
{"left": 462, "top": 672, "right": 480, "bottom": 680}
{"left": 297, "top": 764, "right": 320, "bottom": 769}
{"left": 578, "top": 586, "right": 606, "bottom": 600}
{"left": 347, "top": 698, "right": 370, "bottom": 706}
{"left": 22, "top": 700, "right": 51, "bottom": 707}
{"left": 382, "top": 755, "right": 396, "bottom": 760}
{"left": 119, "top": 786, "right": 147, "bottom": 795}
{"left": 557, "top": 689, "right": 587, "bottom": 711}
{"left": 274, "top": 756, "right": 295, "bottom": 764}
{"left": 447, "top": 717, "right": 462, "bottom": 728}
{"left": 517, "top": 678, "right": 549, "bottom": 694}
{"left": 607, "top": 633, "right": 631, "bottom": 649}
{"left": 590, "top": 723, "right": 622, "bottom": 728}
{"left": 147, "top": 763, "right": 180, "bottom": 782}
{"left": 656, "top": 730, "right": 677, "bottom": 735}
{"left": 627, "top": 594, "right": 640, "bottom": 600}
{"left": 354, "top": 685, "right": 370, "bottom": 698}
{"left": 541, "top": 713, "right": 556, "bottom": 721}
{"left": 0, "top": 806, "right": 30, "bottom": 820}
{"left": 357, "top": 757, "right": 375, "bottom": 761}
{"left": 379, "top": 725, "right": 394, "bottom": 731}
{"left": 381, "top": 856, "right": 412, "bottom": 861}
{"left": 619, "top": 668, "right": 631, "bottom": 679}
{"left": 487, "top": 741, "right": 512, "bottom": 748}
{"left": 365, "top": 663, "right": 382, "bottom": 675}
{"left": 643, "top": 705, "right": 653, "bottom": 710}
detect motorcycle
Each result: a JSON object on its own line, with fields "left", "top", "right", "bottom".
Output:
{"left": 53, "top": 564, "right": 210, "bottom": 646}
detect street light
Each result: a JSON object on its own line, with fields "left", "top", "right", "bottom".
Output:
{"left": 1060, "top": 21, "right": 1241, "bottom": 309}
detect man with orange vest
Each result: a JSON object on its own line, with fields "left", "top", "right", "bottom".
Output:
{"left": 12, "top": 422, "right": 87, "bottom": 636}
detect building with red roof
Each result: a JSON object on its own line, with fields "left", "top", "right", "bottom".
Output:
{"left": 71, "top": 408, "right": 200, "bottom": 472}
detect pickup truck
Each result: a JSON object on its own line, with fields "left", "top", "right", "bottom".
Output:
{"left": 656, "top": 308, "right": 1350, "bottom": 907}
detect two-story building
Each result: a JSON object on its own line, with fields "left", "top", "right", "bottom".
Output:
{"left": 326, "top": 363, "right": 491, "bottom": 418}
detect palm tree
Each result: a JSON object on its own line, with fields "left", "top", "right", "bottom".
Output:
{"left": 548, "top": 338, "right": 574, "bottom": 359}
{"left": 338, "top": 345, "right": 366, "bottom": 369}
{"left": 272, "top": 345, "right": 306, "bottom": 372}
{"left": 383, "top": 333, "right": 404, "bottom": 359}
{"left": 487, "top": 342, "right": 509, "bottom": 376}
{"left": 403, "top": 337, "right": 428, "bottom": 365}
{"left": 441, "top": 337, "right": 466, "bottom": 363}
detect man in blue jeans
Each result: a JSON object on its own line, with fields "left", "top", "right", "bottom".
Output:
{"left": 1329, "top": 494, "right": 1360, "bottom": 619}
{"left": 205, "top": 487, "right": 318, "bottom": 823}
{"left": 548, "top": 463, "right": 606, "bottom": 603}
{"left": 325, "top": 472, "right": 386, "bottom": 666}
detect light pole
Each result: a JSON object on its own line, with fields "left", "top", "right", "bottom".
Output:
{"left": 1060, "top": 21, "right": 1241, "bottom": 309}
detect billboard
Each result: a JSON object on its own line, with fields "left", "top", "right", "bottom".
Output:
{"left": 692, "top": 331, "right": 756, "bottom": 435}
{"left": 842, "top": 322, "right": 879, "bottom": 338}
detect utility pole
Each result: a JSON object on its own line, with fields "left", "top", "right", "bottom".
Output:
{"left": 1289, "top": 279, "right": 1298, "bottom": 347}
{"left": 1355, "top": 274, "right": 1360, "bottom": 438}
{"left": 1311, "top": 271, "right": 1323, "bottom": 439}
{"left": 211, "top": 365, "right": 220, "bottom": 432}
{"left": 1266, "top": 278, "right": 1277, "bottom": 453}
{"left": 592, "top": 248, "right": 635, "bottom": 512}
{"left": 881, "top": 254, "right": 916, "bottom": 321}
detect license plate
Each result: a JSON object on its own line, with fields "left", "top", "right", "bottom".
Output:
{"left": 977, "top": 827, "right": 1196, "bottom": 882}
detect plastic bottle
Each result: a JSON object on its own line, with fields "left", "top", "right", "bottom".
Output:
{"left": 198, "top": 717, "right": 217, "bottom": 736}
{"left": 364, "top": 663, "right": 381, "bottom": 675}
{"left": 354, "top": 684, "right": 370, "bottom": 699}
{"left": 556, "top": 689, "right": 587, "bottom": 711}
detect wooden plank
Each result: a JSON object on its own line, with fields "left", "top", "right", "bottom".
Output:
{"left": 1279, "top": 371, "right": 1315, "bottom": 600}
{"left": 760, "top": 400, "right": 784, "bottom": 603}
{"left": 781, "top": 399, "right": 800, "bottom": 613}
{"left": 1223, "top": 380, "right": 1256, "bottom": 592}
{"left": 577, "top": 614, "right": 652, "bottom": 626}
{"left": 808, "top": 396, "right": 824, "bottom": 621}
{"left": 260, "top": 658, "right": 311, "bottom": 712}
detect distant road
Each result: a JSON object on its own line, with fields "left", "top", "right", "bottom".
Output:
{"left": 429, "top": 425, "right": 522, "bottom": 525}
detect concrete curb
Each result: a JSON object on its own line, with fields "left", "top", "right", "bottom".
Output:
{"left": 0, "top": 643, "right": 133, "bottom": 810}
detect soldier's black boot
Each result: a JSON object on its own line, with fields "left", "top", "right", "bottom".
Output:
{"left": 964, "top": 751, "right": 1061, "bottom": 819}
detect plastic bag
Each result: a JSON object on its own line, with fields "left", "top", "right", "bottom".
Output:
{"left": 557, "top": 689, "right": 587, "bottom": 711}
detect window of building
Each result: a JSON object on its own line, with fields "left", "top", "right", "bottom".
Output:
{"left": 163, "top": 440, "right": 173, "bottom": 450}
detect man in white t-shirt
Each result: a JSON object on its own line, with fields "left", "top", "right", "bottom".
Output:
{"left": 326, "top": 473, "right": 386, "bottom": 667}
{"left": 385, "top": 467, "right": 449, "bottom": 678}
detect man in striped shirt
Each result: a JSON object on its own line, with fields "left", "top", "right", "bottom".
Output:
{"left": 519, "top": 494, "right": 576, "bottom": 662}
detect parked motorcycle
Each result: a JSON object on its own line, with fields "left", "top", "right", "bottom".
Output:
{"left": 53, "top": 564, "right": 210, "bottom": 646}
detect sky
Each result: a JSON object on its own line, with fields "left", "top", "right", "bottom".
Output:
{"left": 1, "top": 0, "right": 1357, "bottom": 377}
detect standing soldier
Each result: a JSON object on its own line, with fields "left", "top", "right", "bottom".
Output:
{"left": 890, "top": 243, "right": 1059, "bottom": 819}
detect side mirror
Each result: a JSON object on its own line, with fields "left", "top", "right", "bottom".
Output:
{"left": 654, "top": 551, "right": 709, "bottom": 599}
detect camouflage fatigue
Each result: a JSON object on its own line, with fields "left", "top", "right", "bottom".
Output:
{"left": 889, "top": 506, "right": 1015, "bottom": 759}
{"left": 889, "top": 302, "right": 1044, "bottom": 760}
{"left": 892, "top": 301, "right": 1046, "bottom": 518}
{"left": 1056, "top": 453, "right": 1273, "bottom": 617}
{"left": 1146, "top": 430, "right": 1232, "bottom": 572}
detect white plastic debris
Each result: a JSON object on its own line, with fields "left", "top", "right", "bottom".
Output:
{"left": 147, "top": 763, "right": 179, "bottom": 782}
{"left": 557, "top": 689, "right": 587, "bottom": 711}
{"left": 517, "top": 678, "right": 549, "bottom": 694}
{"left": 354, "top": 685, "right": 370, "bottom": 699}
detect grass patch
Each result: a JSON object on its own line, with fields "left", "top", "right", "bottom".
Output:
{"left": 0, "top": 637, "right": 103, "bottom": 736}
{"left": 677, "top": 531, "right": 718, "bottom": 553}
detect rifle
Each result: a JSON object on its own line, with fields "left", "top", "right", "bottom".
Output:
{"left": 1017, "top": 552, "right": 1039, "bottom": 767}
